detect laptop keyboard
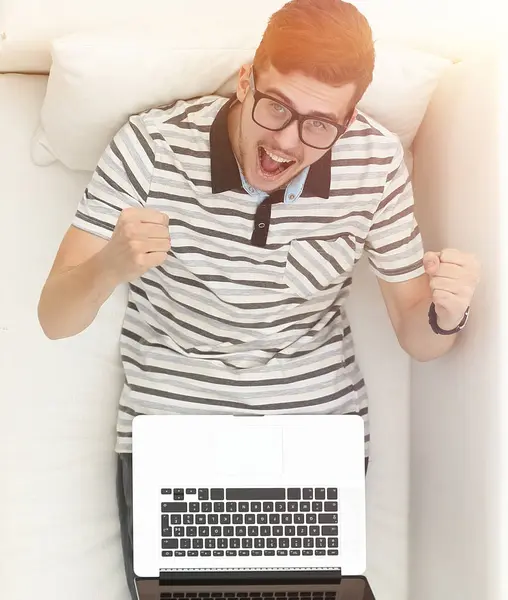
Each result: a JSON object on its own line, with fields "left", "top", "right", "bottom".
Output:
{"left": 160, "top": 593, "right": 338, "bottom": 599}
{"left": 161, "top": 487, "right": 339, "bottom": 558}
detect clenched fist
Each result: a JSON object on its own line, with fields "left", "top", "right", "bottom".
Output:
{"left": 101, "top": 207, "right": 170, "bottom": 283}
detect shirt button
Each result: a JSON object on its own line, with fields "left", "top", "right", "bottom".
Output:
{"left": 248, "top": 187, "right": 255, "bottom": 193}
{"left": 289, "top": 194, "right": 295, "bottom": 200}
{"left": 258, "top": 222, "right": 266, "bottom": 228}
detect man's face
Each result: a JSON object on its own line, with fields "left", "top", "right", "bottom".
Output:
{"left": 229, "top": 64, "right": 357, "bottom": 193}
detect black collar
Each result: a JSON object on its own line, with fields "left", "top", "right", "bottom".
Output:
{"left": 210, "top": 97, "right": 331, "bottom": 199}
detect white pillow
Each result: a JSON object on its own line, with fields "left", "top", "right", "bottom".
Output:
{"left": 32, "top": 30, "right": 451, "bottom": 172}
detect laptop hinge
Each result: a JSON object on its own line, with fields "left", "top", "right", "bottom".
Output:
{"left": 158, "top": 569, "right": 342, "bottom": 586}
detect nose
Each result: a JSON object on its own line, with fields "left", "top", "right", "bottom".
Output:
{"left": 272, "top": 119, "right": 300, "bottom": 152}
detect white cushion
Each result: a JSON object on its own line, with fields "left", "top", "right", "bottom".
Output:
{"left": 31, "top": 29, "right": 451, "bottom": 172}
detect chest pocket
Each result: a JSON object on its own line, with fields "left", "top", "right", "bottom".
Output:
{"left": 282, "top": 234, "right": 360, "bottom": 299}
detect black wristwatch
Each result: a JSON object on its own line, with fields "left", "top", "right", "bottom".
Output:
{"left": 428, "top": 302, "right": 470, "bottom": 335}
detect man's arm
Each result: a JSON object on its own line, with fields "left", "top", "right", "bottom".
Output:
{"left": 38, "top": 114, "right": 170, "bottom": 340}
{"left": 378, "top": 249, "right": 480, "bottom": 362}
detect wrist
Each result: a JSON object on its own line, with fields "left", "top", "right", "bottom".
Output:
{"left": 428, "top": 302, "right": 470, "bottom": 335}
{"left": 93, "top": 246, "right": 124, "bottom": 289}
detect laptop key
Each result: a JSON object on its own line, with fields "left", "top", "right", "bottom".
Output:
{"left": 285, "top": 526, "right": 295, "bottom": 536}
{"left": 226, "top": 488, "right": 286, "bottom": 501}
{"left": 198, "top": 527, "right": 210, "bottom": 537}
{"left": 248, "top": 526, "right": 259, "bottom": 537}
{"left": 211, "top": 527, "right": 221, "bottom": 537}
{"left": 162, "top": 551, "right": 173, "bottom": 557}
{"left": 240, "top": 550, "right": 250, "bottom": 556}
{"left": 180, "top": 539, "right": 191, "bottom": 549}
{"left": 312, "top": 502, "right": 323, "bottom": 512}
{"left": 193, "top": 539, "right": 204, "bottom": 549}
{"left": 183, "top": 515, "right": 194, "bottom": 525}
{"left": 220, "top": 514, "right": 231, "bottom": 525}
{"left": 297, "top": 526, "right": 308, "bottom": 536}
{"left": 230, "top": 539, "right": 241, "bottom": 549}
{"left": 263, "top": 502, "right": 274, "bottom": 512}
{"left": 224, "top": 527, "right": 234, "bottom": 537}
{"left": 261, "top": 526, "right": 271, "bottom": 536}
{"left": 205, "top": 539, "right": 215, "bottom": 549}
{"left": 211, "top": 489, "right": 224, "bottom": 500}
{"left": 226, "top": 550, "right": 237, "bottom": 556}
{"left": 303, "top": 488, "right": 313, "bottom": 500}
{"left": 275, "top": 502, "right": 286, "bottom": 512}
{"left": 294, "top": 514, "right": 304, "bottom": 524}
{"left": 269, "top": 514, "right": 280, "bottom": 524}
{"left": 315, "top": 488, "right": 326, "bottom": 500}
{"left": 162, "top": 526, "right": 172, "bottom": 537}
{"left": 257, "top": 514, "right": 268, "bottom": 524}
{"left": 233, "top": 515, "right": 243, "bottom": 525}
{"left": 196, "top": 515, "right": 206, "bottom": 525}
{"left": 213, "top": 550, "right": 225, "bottom": 556}
{"left": 287, "top": 489, "right": 301, "bottom": 500}
{"left": 254, "top": 538, "right": 265, "bottom": 548}
{"left": 174, "top": 527, "right": 184, "bottom": 537}
{"left": 327, "top": 549, "right": 339, "bottom": 556}
{"left": 291, "top": 538, "right": 302, "bottom": 548}
{"left": 188, "top": 551, "right": 199, "bottom": 557}
{"left": 303, "top": 550, "right": 313, "bottom": 556}
{"left": 327, "top": 488, "right": 338, "bottom": 500}
{"left": 310, "top": 526, "right": 320, "bottom": 536}
{"left": 213, "top": 503, "right": 224, "bottom": 513}
{"left": 279, "top": 538, "right": 290, "bottom": 548}
{"left": 190, "top": 503, "right": 200, "bottom": 513}
{"left": 316, "top": 550, "right": 326, "bottom": 556}
{"left": 218, "top": 538, "right": 228, "bottom": 549}
{"left": 202, "top": 503, "right": 212, "bottom": 513}
{"left": 304, "top": 538, "right": 314, "bottom": 548}
{"left": 239, "top": 502, "right": 249, "bottom": 512}
{"left": 162, "top": 539, "right": 178, "bottom": 549}
{"left": 242, "top": 538, "right": 253, "bottom": 548}
{"left": 290, "top": 550, "right": 301, "bottom": 556}
{"left": 162, "top": 502, "right": 187, "bottom": 513}
{"left": 328, "top": 538, "right": 339, "bottom": 547}
{"left": 300, "top": 502, "right": 311, "bottom": 512}
{"left": 316, "top": 538, "right": 326, "bottom": 548}
{"left": 208, "top": 515, "right": 219, "bottom": 525}
{"left": 186, "top": 527, "right": 197, "bottom": 537}
{"left": 306, "top": 514, "right": 317, "bottom": 524}
{"left": 198, "top": 489, "right": 209, "bottom": 501}
{"left": 282, "top": 515, "right": 292, "bottom": 524}
{"left": 245, "top": 514, "right": 255, "bottom": 525}
{"left": 277, "top": 550, "right": 288, "bottom": 556}
{"left": 288, "top": 502, "right": 298, "bottom": 512}
{"left": 251, "top": 502, "right": 262, "bottom": 512}
{"left": 273, "top": 526, "right": 283, "bottom": 536}
{"left": 264, "top": 550, "right": 275, "bottom": 556}
{"left": 175, "top": 551, "right": 186, "bottom": 557}
{"left": 162, "top": 489, "right": 172, "bottom": 495}
{"left": 235, "top": 526, "right": 247, "bottom": 536}
{"left": 252, "top": 550, "right": 262, "bottom": 556}
{"left": 174, "top": 489, "right": 185, "bottom": 501}
{"left": 267, "top": 538, "right": 277, "bottom": 548}
{"left": 171, "top": 514, "right": 182, "bottom": 525}
{"left": 200, "top": 551, "right": 212, "bottom": 557}
{"left": 226, "top": 502, "right": 237, "bottom": 512}
{"left": 322, "top": 526, "right": 339, "bottom": 536}
{"left": 324, "top": 502, "right": 338, "bottom": 512}
{"left": 318, "top": 513, "right": 339, "bottom": 525}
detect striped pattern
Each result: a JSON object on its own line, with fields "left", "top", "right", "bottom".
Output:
{"left": 73, "top": 96, "right": 425, "bottom": 455}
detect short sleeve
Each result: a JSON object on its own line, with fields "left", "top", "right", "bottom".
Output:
{"left": 365, "top": 146, "right": 425, "bottom": 282}
{"left": 72, "top": 114, "right": 156, "bottom": 240}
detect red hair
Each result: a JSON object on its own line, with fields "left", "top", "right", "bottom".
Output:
{"left": 253, "top": 0, "right": 375, "bottom": 104}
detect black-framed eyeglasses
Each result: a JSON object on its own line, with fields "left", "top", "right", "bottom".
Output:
{"left": 249, "top": 70, "right": 350, "bottom": 150}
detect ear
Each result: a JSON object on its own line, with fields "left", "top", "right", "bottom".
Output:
{"left": 236, "top": 64, "right": 252, "bottom": 103}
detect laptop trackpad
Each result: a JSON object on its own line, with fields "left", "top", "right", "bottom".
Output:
{"left": 211, "top": 426, "right": 283, "bottom": 477}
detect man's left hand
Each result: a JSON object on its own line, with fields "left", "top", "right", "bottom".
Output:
{"left": 423, "top": 248, "right": 481, "bottom": 330}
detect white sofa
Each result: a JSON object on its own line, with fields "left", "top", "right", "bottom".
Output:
{"left": 1, "top": 6, "right": 506, "bottom": 600}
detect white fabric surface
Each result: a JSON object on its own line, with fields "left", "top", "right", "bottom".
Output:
{"left": 1, "top": 73, "right": 412, "bottom": 600}
{"left": 31, "top": 30, "right": 450, "bottom": 171}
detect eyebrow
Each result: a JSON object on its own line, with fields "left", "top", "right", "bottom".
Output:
{"left": 263, "top": 86, "right": 339, "bottom": 122}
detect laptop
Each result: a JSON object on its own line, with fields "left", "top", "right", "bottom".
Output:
{"left": 132, "top": 415, "right": 375, "bottom": 599}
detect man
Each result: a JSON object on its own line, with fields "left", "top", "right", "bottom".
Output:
{"left": 38, "top": 0, "right": 479, "bottom": 597}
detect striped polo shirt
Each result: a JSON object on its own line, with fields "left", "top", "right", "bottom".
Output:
{"left": 73, "top": 95, "right": 425, "bottom": 455}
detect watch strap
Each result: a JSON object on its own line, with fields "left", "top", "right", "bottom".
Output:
{"left": 428, "top": 302, "right": 470, "bottom": 335}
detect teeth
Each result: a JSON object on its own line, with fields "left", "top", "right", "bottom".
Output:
{"left": 264, "top": 148, "right": 293, "bottom": 163}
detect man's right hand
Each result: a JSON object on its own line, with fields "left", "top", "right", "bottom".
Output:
{"left": 100, "top": 207, "right": 171, "bottom": 284}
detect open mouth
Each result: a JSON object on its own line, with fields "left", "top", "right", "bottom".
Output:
{"left": 258, "top": 146, "right": 296, "bottom": 180}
